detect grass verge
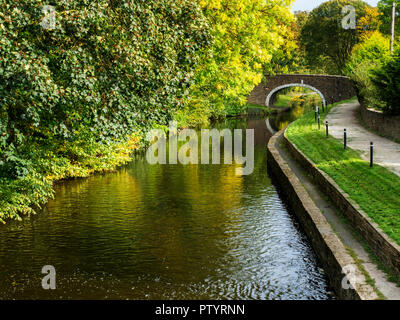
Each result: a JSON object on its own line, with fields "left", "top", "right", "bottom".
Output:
{"left": 286, "top": 98, "right": 400, "bottom": 246}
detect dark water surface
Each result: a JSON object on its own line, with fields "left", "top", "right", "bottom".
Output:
{"left": 0, "top": 110, "right": 335, "bottom": 299}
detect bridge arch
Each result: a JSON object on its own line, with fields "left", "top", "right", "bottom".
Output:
{"left": 247, "top": 74, "right": 356, "bottom": 108}
{"left": 266, "top": 83, "right": 326, "bottom": 108}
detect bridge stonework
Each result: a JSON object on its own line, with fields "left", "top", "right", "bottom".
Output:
{"left": 248, "top": 74, "right": 356, "bottom": 107}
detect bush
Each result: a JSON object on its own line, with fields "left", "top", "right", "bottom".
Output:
{"left": 372, "top": 48, "right": 400, "bottom": 115}
{"left": 0, "top": 0, "right": 211, "bottom": 221}
{"left": 345, "top": 32, "right": 390, "bottom": 111}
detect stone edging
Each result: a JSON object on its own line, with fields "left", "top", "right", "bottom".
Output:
{"left": 283, "top": 130, "right": 400, "bottom": 278}
{"left": 267, "top": 129, "right": 377, "bottom": 300}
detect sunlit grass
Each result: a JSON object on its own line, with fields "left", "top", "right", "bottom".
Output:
{"left": 286, "top": 99, "right": 400, "bottom": 245}
{"left": 274, "top": 94, "right": 293, "bottom": 107}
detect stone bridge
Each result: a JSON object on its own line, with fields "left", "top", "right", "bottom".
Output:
{"left": 248, "top": 74, "right": 356, "bottom": 108}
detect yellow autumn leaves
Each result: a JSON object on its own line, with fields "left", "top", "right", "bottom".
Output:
{"left": 176, "top": 0, "right": 297, "bottom": 127}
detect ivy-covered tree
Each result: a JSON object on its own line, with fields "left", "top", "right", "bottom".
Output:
{"left": 0, "top": 0, "right": 211, "bottom": 220}
{"left": 0, "top": 0, "right": 211, "bottom": 170}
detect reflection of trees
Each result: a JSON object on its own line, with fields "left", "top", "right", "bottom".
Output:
{"left": 270, "top": 93, "right": 321, "bottom": 131}
{"left": 127, "top": 139, "right": 245, "bottom": 280}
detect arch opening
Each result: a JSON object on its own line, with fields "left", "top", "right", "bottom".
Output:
{"left": 265, "top": 83, "right": 326, "bottom": 108}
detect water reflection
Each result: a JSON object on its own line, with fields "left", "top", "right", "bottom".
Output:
{"left": 0, "top": 114, "right": 334, "bottom": 300}
{"left": 269, "top": 104, "right": 315, "bottom": 132}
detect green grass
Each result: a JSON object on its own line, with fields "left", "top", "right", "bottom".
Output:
{"left": 274, "top": 94, "right": 293, "bottom": 107}
{"left": 286, "top": 99, "right": 400, "bottom": 246}
{"left": 246, "top": 103, "right": 269, "bottom": 110}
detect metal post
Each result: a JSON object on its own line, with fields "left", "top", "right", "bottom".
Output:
{"left": 344, "top": 128, "right": 347, "bottom": 150}
{"left": 315, "top": 108, "right": 318, "bottom": 123}
{"left": 326, "top": 121, "right": 329, "bottom": 137}
{"left": 391, "top": 2, "right": 396, "bottom": 53}
{"left": 370, "top": 142, "right": 374, "bottom": 168}
{"left": 318, "top": 115, "right": 321, "bottom": 130}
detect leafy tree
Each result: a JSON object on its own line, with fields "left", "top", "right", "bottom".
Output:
{"left": 345, "top": 31, "right": 390, "bottom": 109}
{"left": 357, "top": 6, "right": 382, "bottom": 38}
{"left": 0, "top": 0, "right": 299, "bottom": 221}
{"left": 290, "top": 11, "right": 313, "bottom": 73}
{"left": 0, "top": 0, "right": 211, "bottom": 164}
{"left": 300, "top": 0, "right": 378, "bottom": 74}
{"left": 377, "top": 0, "right": 400, "bottom": 36}
{"left": 175, "top": 0, "right": 296, "bottom": 126}
{"left": 0, "top": 0, "right": 211, "bottom": 220}
{"left": 372, "top": 47, "right": 400, "bottom": 115}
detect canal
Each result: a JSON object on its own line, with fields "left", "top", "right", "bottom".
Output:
{"left": 0, "top": 106, "right": 335, "bottom": 299}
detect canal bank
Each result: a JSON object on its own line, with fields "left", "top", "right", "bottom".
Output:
{"left": 267, "top": 107, "right": 400, "bottom": 299}
{"left": 267, "top": 130, "right": 377, "bottom": 300}
{"left": 0, "top": 115, "right": 336, "bottom": 300}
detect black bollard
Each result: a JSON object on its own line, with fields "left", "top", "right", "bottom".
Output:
{"left": 344, "top": 129, "right": 347, "bottom": 150}
{"left": 326, "top": 121, "right": 329, "bottom": 137}
{"left": 370, "top": 142, "right": 374, "bottom": 168}
{"left": 318, "top": 115, "right": 320, "bottom": 130}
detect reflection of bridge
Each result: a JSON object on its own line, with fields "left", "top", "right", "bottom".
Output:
{"left": 248, "top": 74, "right": 356, "bottom": 108}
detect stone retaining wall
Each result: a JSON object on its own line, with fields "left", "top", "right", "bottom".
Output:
{"left": 283, "top": 132, "right": 400, "bottom": 277}
{"left": 360, "top": 104, "right": 400, "bottom": 141}
{"left": 267, "top": 130, "right": 377, "bottom": 300}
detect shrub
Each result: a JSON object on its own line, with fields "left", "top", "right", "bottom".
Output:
{"left": 345, "top": 32, "right": 390, "bottom": 111}
{"left": 0, "top": 0, "right": 211, "bottom": 221}
{"left": 372, "top": 48, "right": 400, "bottom": 115}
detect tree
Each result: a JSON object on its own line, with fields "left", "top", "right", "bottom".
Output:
{"left": 0, "top": 0, "right": 212, "bottom": 220}
{"left": 174, "top": 0, "right": 296, "bottom": 126}
{"left": 290, "top": 11, "right": 312, "bottom": 73}
{"left": 357, "top": 7, "right": 382, "bottom": 38}
{"left": 0, "top": 0, "right": 211, "bottom": 149}
{"left": 300, "top": 0, "right": 378, "bottom": 74}
{"left": 372, "top": 47, "right": 400, "bottom": 115}
{"left": 378, "top": 0, "right": 400, "bottom": 36}
{"left": 345, "top": 31, "right": 390, "bottom": 109}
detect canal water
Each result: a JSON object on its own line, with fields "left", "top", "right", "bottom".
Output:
{"left": 0, "top": 107, "right": 335, "bottom": 300}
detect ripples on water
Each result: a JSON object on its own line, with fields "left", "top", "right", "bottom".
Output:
{"left": 0, "top": 116, "right": 335, "bottom": 300}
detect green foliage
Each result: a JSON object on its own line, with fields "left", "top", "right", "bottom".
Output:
{"left": 290, "top": 11, "right": 312, "bottom": 73}
{"left": 0, "top": 0, "right": 299, "bottom": 221}
{"left": 377, "top": 0, "right": 400, "bottom": 36}
{"left": 273, "top": 89, "right": 322, "bottom": 109}
{"left": 372, "top": 47, "right": 400, "bottom": 115}
{"left": 345, "top": 31, "right": 390, "bottom": 110}
{"left": 175, "top": 0, "right": 296, "bottom": 125}
{"left": 0, "top": 0, "right": 211, "bottom": 221}
{"left": 0, "top": 0, "right": 211, "bottom": 144}
{"left": 300, "top": 0, "right": 377, "bottom": 74}
{"left": 286, "top": 100, "right": 400, "bottom": 246}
